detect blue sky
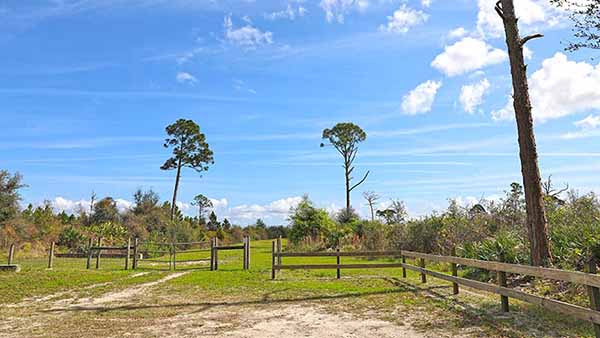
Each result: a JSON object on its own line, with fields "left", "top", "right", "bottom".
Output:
{"left": 1, "top": 0, "right": 600, "bottom": 225}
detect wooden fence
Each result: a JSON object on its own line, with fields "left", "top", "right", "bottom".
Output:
{"left": 86, "top": 237, "right": 133, "bottom": 270}
{"left": 210, "top": 236, "right": 250, "bottom": 271}
{"left": 0, "top": 243, "right": 19, "bottom": 272}
{"left": 271, "top": 242, "right": 600, "bottom": 337}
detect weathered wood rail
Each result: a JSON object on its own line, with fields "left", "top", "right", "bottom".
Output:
{"left": 271, "top": 242, "right": 600, "bottom": 336}
{"left": 210, "top": 236, "right": 250, "bottom": 271}
{"left": 86, "top": 237, "right": 133, "bottom": 270}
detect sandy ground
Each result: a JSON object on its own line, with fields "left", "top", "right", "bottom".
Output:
{"left": 68, "top": 272, "right": 189, "bottom": 308}
{"left": 137, "top": 303, "right": 430, "bottom": 338}
{"left": 0, "top": 272, "right": 469, "bottom": 338}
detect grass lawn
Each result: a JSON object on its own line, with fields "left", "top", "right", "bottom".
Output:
{"left": 0, "top": 239, "right": 595, "bottom": 338}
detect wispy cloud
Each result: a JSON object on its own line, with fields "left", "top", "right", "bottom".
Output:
{"left": 0, "top": 136, "right": 161, "bottom": 150}
{"left": 176, "top": 71, "right": 198, "bottom": 84}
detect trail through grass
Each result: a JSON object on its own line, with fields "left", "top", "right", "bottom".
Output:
{"left": 0, "top": 240, "right": 594, "bottom": 338}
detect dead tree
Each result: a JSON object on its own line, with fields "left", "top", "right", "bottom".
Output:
{"left": 362, "top": 191, "right": 380, "bottom": 221}
{"left": 496, "top": 0, "right": 552, "bottom": 266}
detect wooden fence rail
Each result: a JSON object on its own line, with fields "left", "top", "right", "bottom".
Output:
{"left": 271, "top": 243, "right": 600, "bottom": 336}
{"left": 210, "top": 236, "right": 250, "bottom": 271}
{"left": 86, "top": 238, "right": 133, "bottom": 270}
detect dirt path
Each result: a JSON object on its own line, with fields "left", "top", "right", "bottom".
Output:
{"left": 67, "top": 272, "right": 188, "bottom": 308}
{"left": 137, "top": 303, "right": 434, "bottom": 338}
{"left": 0, "top": 272, "right": 473, "bottom": 338}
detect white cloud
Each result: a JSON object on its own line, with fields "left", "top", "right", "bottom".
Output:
{"left": 320, "top": 0, "right": 369, "bottom": 23}
{"left": 176, "top": 72, "right": 197, "bottom": 84}
{"left": 476, "top": 0, "right": 548, "bottom": 38}
{"left": 576, "top": 114, "right": 600, "bottom": 130}
{"left": 115, "top": 199, "right": 133, "bottom": 212}
{"left": 562, "top": 115, "right": 600, "bottom": 139}
{"left": 224, "top": 196, "right": 303, "bottom": 223}
{"left": 493, "top": 53, "right": 600, "bottom": 122}
{"left": 265, "top": 4, "right": 307, "bottom": 20}
{"left": 224, "top": 15, "right": 273, "bottom": 48}
{"left": 421, "top": 0, "right": 432, "bottom": 8}
{"left": 52, "top": 197, "right": 91, "bottom": 215}
{"left": 431, "top": 37, "right": 507, "bottom": 76}
{"left": 401, "top": 80, "right": 442, "bottom": 115}
{"left": 448, "top": 27, "right": 468, "bottom": 39}
{"left": 379, "top": 4, "right": 428, "bottom": 34}
{"left": 523, "top": 45, "right": 534, "bottom": 60}
{"left": 209, "top": 198, "right": 229, "bottom": 209}
{"left": 459, "top": 78, "right": 490, "bottom": 113}
{"left": 51, "top": 196, "right": 131, "bottom": 214}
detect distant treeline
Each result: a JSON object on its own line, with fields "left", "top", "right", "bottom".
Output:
{"left": 0, "top": 170, "right": 287, "bottom": 255}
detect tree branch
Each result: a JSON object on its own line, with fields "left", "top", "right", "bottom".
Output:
{"left": 521, "top": 33, "right": 544, "bottom": 45}
{"left": 349, "top": 171, "right": 370, "bottom": 192}
{"left": 495, "top": 0, "right": 505, "bottom": 20}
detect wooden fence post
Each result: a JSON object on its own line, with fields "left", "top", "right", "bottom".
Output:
{"left": 246, "top": 236, "right": 251, "bottom": 269}
{"left": 132, "top": 237, "right": 139, "bottom": 270}
{"left": 277, "top": 236, "right": 282, "bottom": 267}
{"left": 214, "top": 237, "right": 219, "bottom": 271}
{"left": 125, "top": 237, "right": 131, "bottom": 270}
{"left": 420, "top": 258, "right": 427, "bottom": 283}
{"left": 243, "top": 236, "right": 250, "bottom": 270}
{"left": 401, "top": 255, "right": 407, "bottom": 278}
{"left": 498, "top": 252, "right": 509, "bottom": 312}
{"left": 8, "top": 243, "right": 15, "bottom": 265}
{"left": 451, "top": 247, "right": 459, "bottom": 295}
{"left": 242, "top": 237, "right": 246, "bottom": 270}
{"left": 95, "top": 237, "right": 102, "bottom": 269}
{"left": 271, "top": 240, "right": 276, "bottom": 280}
{"left": 172, "top": 242, "right": 177, "bottom": 271}
{"left": 47, "top": 242, "right": 55, "bottom": 269}
{"left": 336, "top": 248, "right": 341, "bottom": 279}
{"left": 86, "top": 238, "right": 93, "bottom": 269}
{"left": 210, "top": 238, "right": 215, "bottom": 271}
{"left": 586, "top": 255, "right": 600, "bottom": 338}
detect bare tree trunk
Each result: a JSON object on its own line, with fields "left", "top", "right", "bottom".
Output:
{"left": 170, "top": 158, "right": 182, "bottom": 221}
{"left": 369, "top": 202, "right": 374, "bottom": 221}
{"left": 344, "top": 159, "right": 351, "bottom": 211}
{"left": 498, "top": 0, "right": 552, "bottom": 266}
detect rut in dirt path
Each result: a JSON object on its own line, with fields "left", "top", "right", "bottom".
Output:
{"left": 55, "top": 271, "right": 190, "bottom": 310}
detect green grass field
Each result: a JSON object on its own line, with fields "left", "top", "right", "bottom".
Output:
{"left": 0, "top": 240, "right": 594, "bottom": 338}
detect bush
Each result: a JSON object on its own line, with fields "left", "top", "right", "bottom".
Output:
{"left": 288, "top": 197, "right": 335, "bottom": 245}
{"left": 359, "top": 221, "right": 389, "bottom": 251}
{"left": 58, "top": 226, "right": 86, "bottom": 252}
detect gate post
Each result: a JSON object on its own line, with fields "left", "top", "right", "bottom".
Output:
{"left": 48, "top": 242, "right": 55, "bottom": 269}
{"left": 8, "top": 243, "right": 15, "bottom": 265}
{"left": 498, "top": 252, "right": 509, "bottom": 312}
{"left": 277, "top": 236, "right": 282, "bottom": 264}
{"left": 172, "top": 242, "right": 177, "bottom": 271}
{"left": 95, "top": 237, "right": 102, "bottom": 269}
{"left": 419, "top": 258, "right": 426, "bottom": 283}
{"left": 132, "top": 237, "right": 139, "bottom": 270}
{"left": 271, "top": 240, "right": 276, "bottom": 280}
{"left": 214, "top": 238, "right": 219, "bottom": 270}
{"left": 586, "top": 255, "right": 600, "bottom": 338}
{"left": 246, "top": 236, "right": 251, "bottom": 269}
{"left": 210, "top": 238, "right": 215, "bottom": 271}
{"left": 451, "top": 247, "right": 459, "bottom": 295}
{"left": 86, "top": 238, "right": 93, "bottom": 269}
{"left": 336, "top": 248, "right": 341, "bottom": 279}
{"left": 125, "top": 237, "right": 131, "bottom": 270}
{"left": 401, "top": 254, "right": 407, "bottom": 278}
{"left": 243, "top": 236, "right": 248, "bottom": 270}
